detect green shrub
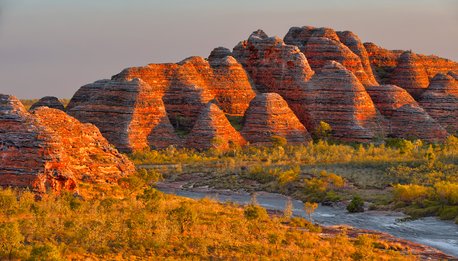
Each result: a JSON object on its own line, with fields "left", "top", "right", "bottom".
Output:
{"left": 439, "top": 206, "right": 458, "bottom": 220}
{"left": 347, "top": 196, "right": 364, "bottom": 213}
{"left": 244, "top": 204, "right": 268, "bottom": 221}
{"left": 0, "top": 222, "right": 24, "bottom": 259}
{"left": 27, "top": 243, "right": 62, "bottom": 261}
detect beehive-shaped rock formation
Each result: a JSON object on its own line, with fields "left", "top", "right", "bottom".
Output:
{"left": 366, "top": 85, "right": 448, "bottom": 141}
{"left": 67, "top": 78, "right": 180, "bottom": 152}
{"left": 419, "top": 73, "right": 458, "bottom": 134}
{"left": 232, "top": 29, "right": 313, "bottom": 125}
{"left": 284, "top": 26, "right": 377, "bottom": 86}
{"left": 112, "top": 56, "right": 256, "bottom": 129}
{"left": 185, "top": 103, "right": 246, "bottom": 150}
{"left": 241, "top": 93, "right": 311, "bottom": 145}
{"left": 390, "top": 52, "right": 430, "bottom": 99}
{"left": 30, "top": 96, "right": 65, "bottom": 111}
{"left": 302, "top": 61, "right": 383, "bottom": 141}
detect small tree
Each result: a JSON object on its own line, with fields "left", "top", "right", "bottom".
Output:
{"left": 314, "top": 121, "right": 332, "bottom": 140}
{"left": 304, "top": 202, "right": 318, "bottom": 222}
{"left": 283, "top": 197, "right": 293, "bottom": 219}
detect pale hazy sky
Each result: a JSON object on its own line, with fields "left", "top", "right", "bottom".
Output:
{"left": 1, "top": 0, "right": 457, "bottom": 98}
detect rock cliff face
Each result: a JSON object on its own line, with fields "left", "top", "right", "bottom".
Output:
{"left": 30, "top": 96, "right": 65, "bottom": 111}
{"left": 67, "top": 79, "right": 180, "bottom": 152}
{"left": 283, "top": 26, "right": 377, "bottom": 86}
{"left": 302, "top": 61, "right": 383, "bottom": 141}
{"left": 241, "top": 93, "right": 311, "bottom": 145}
{"left": 185, "top": 103, "right": 246, "bottom": 150}
{"left": 0, "top": 95, "right": 134, "bottom": 193}
{"left": 112, "top": 56, "right": 256, "bottom": 130}
{"left": 419, "top": 73, "right": 458, "bottom": 134}
{"left": 366, "top": 85, "right": 448, "bottom": 141}
{"left": 232, "top": 29, "right": 313, "bottom": 126}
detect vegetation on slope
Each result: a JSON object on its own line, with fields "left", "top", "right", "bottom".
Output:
{"left": 0, "top": 172, "right": 414, "bottom": 260}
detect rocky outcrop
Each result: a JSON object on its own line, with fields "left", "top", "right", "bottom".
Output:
{"left": 232, "top": 29, "right": 313, "bottom": 125}
{"left": 419, "top": 73, "right": 458, "bottom": 134}
{"left": 185, "top": 103, "right": 246, "bottom": 150}
{"left": 302, "top": 61, "right": 383, "bottom": 142}
{"left": 364, "top": 42, "right": 458, "bottom": 89}
{"left": 112, "top": 56, "right": 256, "bottom": 129}
{"left": 366, "top": 85, "right": 448, "bottom": 141}
{"left": 67, "top": 78, "right": 180, "bottom": 152}
{"left": 0, "top": 95, "right": 135, "bottom": 193}
{"left": 32, "top": 107, "right": 136, "bottom": 187}
{"left": 30, "top": 96, "right": 65, "bottom": 111}
{"left": 390, "top": 52, "right": 430, "bottom": 99}
{"left": 284, "top": 26, "right": 377, "bottom": 86}
{"left": 241, "top": 93, "right": 311, "bottom": 145}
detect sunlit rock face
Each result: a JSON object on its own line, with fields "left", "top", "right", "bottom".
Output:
{"left": 112, "top": 55, "right": 256, "bottom": 130}
{"left": 232, "top": 29, "right": 314, "bottom": 127}
{"left": 67, "top": 78, "right": 180, "bottom": 152}
{"left": 390, "top": 52, "right": 431, "bottom": 99}
{"left": 241, "top": 93, "right": 311, "bottom": 145}
{"left": 284, "top": 26, "right": 378, "bottom": 86}
{"left": 185, "top": 103, "right": 246, "bottom": 151}
{"left": 419, "top": 73, "right": 458, "bottom": 135}
{"left": 301, "top": 61, "right": 384, "bottom": 142}
{"left": 364, "top": 42, "right": 458, "bottom": 96}
{"left": 0, "top": 95, "right": 135, "bottom": 193}
{"left": 30, "top": 96, "right": 65, "bottom": 111}
{"left": 366, "top": 85, "right": 448, "bottom": 142}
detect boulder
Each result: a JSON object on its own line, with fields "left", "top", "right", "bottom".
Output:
{"left": 185, "top": 103, "right": 246, "bottom": 150}
{"left": 241, "top": 93, "right": 311, "bottom": 145}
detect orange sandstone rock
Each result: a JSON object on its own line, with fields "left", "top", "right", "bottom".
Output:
{"left": 112, "top": 56, "right": 256, "bottom": 129}
{"left": 185, "top": 103, "right": 246, "bottom": 151}
{"left": 284, "top": 26, "right": 377, "bottom": 86}
{"left": 232, "top": 29, "right": 313, "bottom": 126}
{"left": 67, "top": 78, "right": 180, "bottom": 152}
{"left": 0, "top": 95, "right": 135, "bottom": 193}
{"left": 241, "top": 93, "right": 311, "bottom": 145}
{"left": 302, "top": 61, "right": 383, "bottom": 142}
{"left": 366, "top": 85, "right": 448, "bottom": 141}
{"left": 419, "top": 73, "right": 458, "bottom": 134}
